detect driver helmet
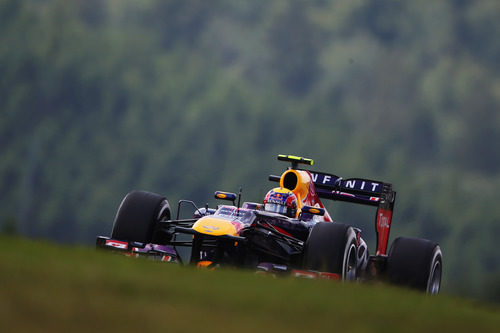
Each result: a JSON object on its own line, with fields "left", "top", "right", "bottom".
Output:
{"left": 263, "top": 187, "right": 298, "bottom": 218}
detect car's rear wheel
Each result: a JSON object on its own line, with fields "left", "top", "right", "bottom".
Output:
{"left": 387, "top": 237, "right": 442, "bottom": 294}
{"left": 303, "top": 222, "right": 357, "bottom": 280}
{"left": 111, "top": 190, "right": 171, "bottom": 244}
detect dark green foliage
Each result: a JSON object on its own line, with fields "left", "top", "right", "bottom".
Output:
{"left": 1, "top": 0, "right": 499, "bottom": 301}
{"left": 1, "top": 216, "right": 18, "bottom": 235}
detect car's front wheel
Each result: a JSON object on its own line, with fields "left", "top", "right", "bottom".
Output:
{"left": 111, "top": 190, "right": 171, "bottom": 244}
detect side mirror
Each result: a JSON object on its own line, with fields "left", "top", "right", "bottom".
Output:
{"left": 214, "top": 191, "right": 237, "bottom": 205}
{"left": 301, "top": 205, "right": 325, "bottom": 216}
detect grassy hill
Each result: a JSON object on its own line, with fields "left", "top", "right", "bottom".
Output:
{"left": 1, "top": 236, "right": 499, "bottom": 332}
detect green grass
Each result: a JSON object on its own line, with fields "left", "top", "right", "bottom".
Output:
{"left": 1, "top": 236, "right": 499, "bottom": 332}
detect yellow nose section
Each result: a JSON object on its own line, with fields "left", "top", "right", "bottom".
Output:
{"left": 192, "top": 217, "right": 238, "bottom": 236}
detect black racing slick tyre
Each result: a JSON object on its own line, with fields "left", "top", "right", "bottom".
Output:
{"left": 303, "top": 222, "right": 357, "bottom": 280}
{"left": 111, "top": 190, "right": 171, "bottom": 244}
{"left": 387, "top": 237, "right": 442, "bottom": 294}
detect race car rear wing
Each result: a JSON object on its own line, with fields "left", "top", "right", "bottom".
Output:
{"left": 268, "top": 170, "right": 395, "bottom": 207}
{"left": 308, "top": 171, "right": 394, "bottom": 207}
{"left": 307, "top": 170, "right": 396, "bottom": 256}
{"left": 270, "top": 155, "right": 396, "bottom": 255}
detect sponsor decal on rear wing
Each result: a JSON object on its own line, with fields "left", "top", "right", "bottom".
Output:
{"left": 311, "top": 172, "right": 382, "bottom": 193}
{"left": 308, "top": 171, "right": 391, "bottom": 207}
{"left": 268, "top": 171, "right": 391, "bottom": 206}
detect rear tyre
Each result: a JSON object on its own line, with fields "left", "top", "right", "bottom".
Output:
{"left": 111, "top": 190, "right": 171, "bottom": 244}
{"left": 387, "top": 237, "right": 442, "bottom": 294}
{"left": 303, "top": 222, "right": 357, "bottom": 280}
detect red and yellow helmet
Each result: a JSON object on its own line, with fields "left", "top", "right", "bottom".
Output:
{"left": 263, "top": 187, "right": 298, "bottom": 218}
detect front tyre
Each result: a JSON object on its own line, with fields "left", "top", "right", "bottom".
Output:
{"left": 111, "top": 190, "right": 171, "bottom": 244}
{"left": 303, "top": 222, "right": 357, "bottom": 280}
{"left": 387, "top": 237, "right": 442, "bottom": 294}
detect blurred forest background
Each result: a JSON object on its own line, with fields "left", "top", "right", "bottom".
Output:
{"left": 1, "top": 0, "right": 499, "bottom": 301}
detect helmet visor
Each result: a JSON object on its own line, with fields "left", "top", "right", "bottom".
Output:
{"left": 264, "top": 203, "right": 288, "bottom": 215}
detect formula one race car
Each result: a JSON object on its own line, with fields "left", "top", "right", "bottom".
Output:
{"left": 96, "top": 155, "right": 442, "bottom": 294}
